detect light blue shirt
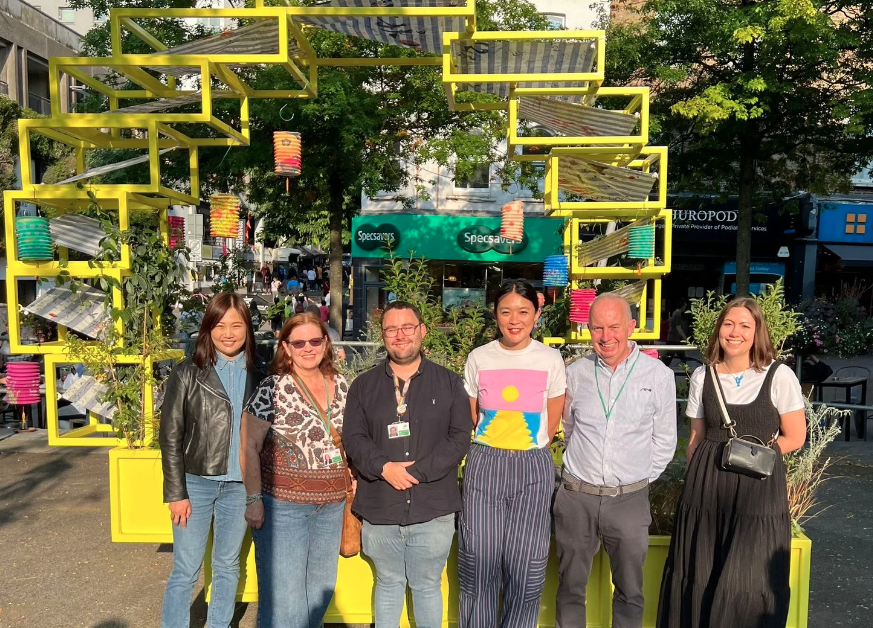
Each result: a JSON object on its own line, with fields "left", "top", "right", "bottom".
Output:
{"left": 203, "top": 353, "right": 246, "bottom": 482}
{"left": 563, "top": 343, "right": 677, "bottom": 486}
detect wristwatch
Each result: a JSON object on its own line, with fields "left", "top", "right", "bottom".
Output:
{"left": 246, "top": 493, "right": 263, "bottom": 506}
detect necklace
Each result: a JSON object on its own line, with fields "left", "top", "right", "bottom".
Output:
{"left": 720, "top": 362, "right": 746, "bottom": 387}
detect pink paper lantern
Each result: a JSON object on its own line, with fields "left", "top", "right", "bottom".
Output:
{"left": 569, "top": 288, "right": 597, "bottom": 324}
{"left": 7, "top": 362, "right": 41, "bottom": 405}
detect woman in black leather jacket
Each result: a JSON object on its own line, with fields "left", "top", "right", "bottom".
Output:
{"left": 159, "top": 292, "right": 263, "bottom": 628}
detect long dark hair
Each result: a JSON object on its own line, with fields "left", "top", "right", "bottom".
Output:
{"left": 192, "top": 293, "right": 258, "bottom": 370}
{"left": 270, "top": 313, "right": 338, "bottom": 377}
{"left": 704, "top": 297, "right": 777, "bottom": 371}
{"left": 493, "top": 279, "right": 539, "bottom": 313}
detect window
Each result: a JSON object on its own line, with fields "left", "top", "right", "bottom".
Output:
{"left": 454, "top": 164, "right": 490, "bottom": 189}
{"left": 542, "top": 13, "right": 566, "bottom": 29}
{"left": 58, "top": 7, "right": 75, "bottom": 22}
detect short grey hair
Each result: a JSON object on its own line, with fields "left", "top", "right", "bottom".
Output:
{"left": 588, "top": 293, "right": 633, "bottom": 323}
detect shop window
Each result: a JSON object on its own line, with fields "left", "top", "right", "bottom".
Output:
{"left": 58, "top": 7, "right": 75, "bottom": 22}
{"left": 454, "top": 164, "right": 491, "bottom": 190}
{"left": 846, "top": 212, "right": 867, "bottom": 234}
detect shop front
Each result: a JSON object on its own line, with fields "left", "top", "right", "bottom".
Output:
{"left": 350, "top": 214, "right": 564, "bottom": 332}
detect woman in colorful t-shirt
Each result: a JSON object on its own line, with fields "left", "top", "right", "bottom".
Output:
{"left": 459, "top": 280, "right": 567, "bottom": 628}
{"left": 241, "top": 313, "right": 350, "bottom": 628}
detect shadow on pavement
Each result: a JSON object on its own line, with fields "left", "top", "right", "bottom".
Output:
{"left": 188, "top": 587, "right": 251, "bottom": 628}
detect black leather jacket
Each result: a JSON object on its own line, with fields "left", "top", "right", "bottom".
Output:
{"left": 159, "top": 356, "right": 265, "bottom": 503}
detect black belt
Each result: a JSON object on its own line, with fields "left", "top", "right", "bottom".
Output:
{"left": 561, "top": 468, "right": 648, "bottom": 497}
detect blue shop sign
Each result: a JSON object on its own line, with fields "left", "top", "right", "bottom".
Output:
{"left": 818, "top": 203, "right": 873, "bottom": 244}
{"left": 724, "top": 262, "right": 786, "bottom": 275}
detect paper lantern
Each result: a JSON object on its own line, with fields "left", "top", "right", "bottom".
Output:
{"left": 210, "top": 194, "right": 241, "bottom": 238}
{"left": 274, "top": 131, "right": 301, "bottom": 177}
{"left": 641, "top": 348, "right": 660, "bottom": 359}
{"left": 543, "top": 255, "right": 569, "bottom": 287}
{"left": 16, "top": 216, "right": 53, "bottom": 261}
{"left": 628, "top": 223, "right": 655, "bottom": 259}
{"left": 500, "top": 200, "right": 524, "bottom": 242}
{"left": 7, "top": 362, "right": 41, "bottom": 405}
{"left": 167, "top": 216, "right": 185, "bottom": 249}
{"left": 569, "top": 288, "right": 597, "bottom": 325}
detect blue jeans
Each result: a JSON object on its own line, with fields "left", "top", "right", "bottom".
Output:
{"left": 362, "top": 514, "right": 456, "bottom": 628}
{"left": 252, "top": 496, "right": 344, "bottom": 628}
{"left": 161, "top": 474, "right": 247, "bottom": 628}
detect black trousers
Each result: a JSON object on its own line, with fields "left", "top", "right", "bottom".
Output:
{"left": 554, "top": 484, "right": 651, "bottom": 628}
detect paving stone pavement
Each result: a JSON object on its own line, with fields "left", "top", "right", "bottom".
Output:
{"left": 0, "top": 430, "right": 871, "bottom": 627}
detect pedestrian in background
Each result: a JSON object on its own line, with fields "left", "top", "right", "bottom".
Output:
{"left": 557, "top": 294, "right": 676, "bottom": 628}
{"left": 241, "top": 313, "right": 351, "bottom": 628}
{"left": 459, "top": 280, "right": 566, "bottom": 628}
{"left": 159, "top": 293, "right": 263, "bottom": 628}
{"left": 307, "top": 268, "right": 317, "bottom": 292}
{"left": 344, "top": 301, "right": 470, "bottom": 628}
{"left": 657, "top": 298, "right": 806, "bottom": 628}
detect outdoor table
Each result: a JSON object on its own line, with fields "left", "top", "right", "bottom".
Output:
{"left": 814, "top": 376, "right": 868, "bottom": 441}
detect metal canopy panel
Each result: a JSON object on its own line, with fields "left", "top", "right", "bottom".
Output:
{"left": 23, "top": 285, "right": 108, "bottom": 338}
{"left": 49, "top": 214, "right": 107, "bottom": 257}
{"left": 451, "top": 39, "right": 596, "bottom": 98}
{"left": 146, "top": 20, "right": 300, "bottom": 76}
{"left": 58, "top": 148, "right": 177, "bottom": 185}
{"left": 107, "top": 92, "right": 237, "bottom": 115}
{"left": 558, "top": 155, "right": 658, "bottom": 202}
{"left": 519, "top": 97, "right": 637, "bottom": 138}
{"left": 297, "top": 0, "right": 465, "bottom": 55}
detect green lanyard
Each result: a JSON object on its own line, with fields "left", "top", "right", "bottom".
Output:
{"left": 292, "top": 373, "right": 331, "bottom": 429}
{"left": 595, "top": 353, "right": 639, "bottom": 420}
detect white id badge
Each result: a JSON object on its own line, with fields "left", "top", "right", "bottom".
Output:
{"left": 388, "top": 421, "right": 410, "bottom": 439}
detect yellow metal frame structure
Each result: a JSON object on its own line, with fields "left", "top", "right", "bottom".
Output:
{"left": 45, "top": 351, "right": 183, "bottom": 447}
{"left": 5, "top": 0, "right": 672, "bottom": 439}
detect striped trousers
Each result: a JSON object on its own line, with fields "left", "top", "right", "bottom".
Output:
{"left": 458, "top": 444, "right": 554, "bottom": 628}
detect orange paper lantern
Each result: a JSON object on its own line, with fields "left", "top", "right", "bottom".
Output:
{"left": 500, "top": 200, "right": 524, "bottom": 242}
{"left": 210, "top": 194, "right": 241, "bottom": 238}
{"left": 274, "top": 131, "right": 301, "bottom": 177}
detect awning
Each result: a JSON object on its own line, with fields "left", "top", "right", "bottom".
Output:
{"left": 824, "top": 244, "right": 873, "bottom": 267}
{"left": 558, "top": 155, "right": 658, "bottom": 202}
{"left": 518, "top": 97, "right": 637, "bottom": 138}
{"left": 298, "top": 0, "right": 464, "bottom": 56}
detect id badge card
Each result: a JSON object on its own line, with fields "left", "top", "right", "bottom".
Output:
{"left": 324, "top": 447, "right": 343, "bottom": 465}
{"left": 388, "top": 421, "right": 410, "bottom": 439}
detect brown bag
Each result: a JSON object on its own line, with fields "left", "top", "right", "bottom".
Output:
{"left": 329, "top": 423, "right": 362, "bottom": 557}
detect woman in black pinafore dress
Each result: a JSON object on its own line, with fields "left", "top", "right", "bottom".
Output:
{"left": 657, "top": 298, "right": 807, "bottom": 628}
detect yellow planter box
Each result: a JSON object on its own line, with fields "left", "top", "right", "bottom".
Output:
{"left": 108, "top": 447, "right": 173, "bottom": 543}
{"left": 110, "top": 449, "right": 812, "bottom": 627}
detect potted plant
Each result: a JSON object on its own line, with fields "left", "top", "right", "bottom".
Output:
{"left": 57, "top": 196, "right": 189, "bottom": 542}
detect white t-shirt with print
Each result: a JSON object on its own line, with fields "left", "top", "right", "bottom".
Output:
{"left": 464, "top": 339, "right": 567, "bottom": 450}
{"left": 686, "top": 362, "right": 805, "bottom": 419}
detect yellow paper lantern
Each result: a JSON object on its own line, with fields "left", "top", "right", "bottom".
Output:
{"left": 210, "top": 194, "right": 241, "bottom": 238}
{"left": 274, "top": 131, "right": 301, "bottom": 177}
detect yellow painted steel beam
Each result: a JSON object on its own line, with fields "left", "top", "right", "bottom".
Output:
{"left": 112, "top": 6, "right": 473, "bottom": 18}
{"left": 210, "top": 64, "right": 255, "bottom": 98}
{"left": 120, "top": 16, "right": 168, "bottom": 52}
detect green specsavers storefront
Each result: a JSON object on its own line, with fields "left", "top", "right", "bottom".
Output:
{"left": 350, "top": 214, "right": 564, "bottom": 331}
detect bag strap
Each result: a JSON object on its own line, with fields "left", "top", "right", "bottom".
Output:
{"left": 709, "top": 364, "right": 738, "bottom": 439}
{"left": 291, "top": 373, "right": 353, "bottom": 494}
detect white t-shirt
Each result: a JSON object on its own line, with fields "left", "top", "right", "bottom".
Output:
{"left": 686, "top": 362, "right": 805, "bottom": 419}
{"left": 464, "top": 339, "right": 567, "bottom": 450}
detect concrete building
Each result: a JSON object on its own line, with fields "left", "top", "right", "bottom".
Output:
{"left": 27, "top": 0, "right": 97, "bottom": 37}
{"left": 0, "top": 0, "right": 84, "bottom": 114}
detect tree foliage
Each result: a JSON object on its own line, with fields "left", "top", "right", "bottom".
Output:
{"left": 605, "top": 0, "right": 873, "bottom": 294}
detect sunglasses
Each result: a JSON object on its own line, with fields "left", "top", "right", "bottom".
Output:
{"left": 286, "top": 337, "right": 326, "bottom": 350}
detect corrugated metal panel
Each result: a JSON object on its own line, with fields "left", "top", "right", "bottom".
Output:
{"left": 518, "top": 97, "right": 636, "bottom": 138}
{"left": 559, "top": 155, "right": 657, "bottom": 202}
{"left": 49, "top": 214, "right": 107, "bottom": 257}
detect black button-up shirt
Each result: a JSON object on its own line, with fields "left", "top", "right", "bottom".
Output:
{"left": 343, "top": 356, "right": 471, "bottom": 526}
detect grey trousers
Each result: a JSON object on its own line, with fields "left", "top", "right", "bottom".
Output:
{"left": 554, "top": 484, "right": 652, "bottom": 628}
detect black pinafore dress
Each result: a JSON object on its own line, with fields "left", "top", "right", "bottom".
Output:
{"left": 657, "top": 362, "right": 791, "bottom": 628}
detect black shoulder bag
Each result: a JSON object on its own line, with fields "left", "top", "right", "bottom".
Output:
{"left": 709, "top": 365, "right": 777, "bottom": 480}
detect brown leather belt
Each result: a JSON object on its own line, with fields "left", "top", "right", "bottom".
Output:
{"left": 561, "top": 468, "right": 648, "bottom": 497}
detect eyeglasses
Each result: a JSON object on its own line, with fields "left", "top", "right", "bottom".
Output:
{"left": 382, "top": 324, "right": 421, "bottom": 338}
{"left": 286, "top": 337, "right": 325, "bottom": 350}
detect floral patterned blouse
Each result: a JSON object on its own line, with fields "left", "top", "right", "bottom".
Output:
{"left": 244, "top": 373, "right": 349, "bottom": 504}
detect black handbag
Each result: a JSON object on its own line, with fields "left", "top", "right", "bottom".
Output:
{"left": 710, "top": 365, "right": 777, "bottom": 480}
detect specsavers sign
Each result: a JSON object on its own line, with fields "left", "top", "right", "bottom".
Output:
{"left": 352, "top": 214, "right": 562, "bottom": 263}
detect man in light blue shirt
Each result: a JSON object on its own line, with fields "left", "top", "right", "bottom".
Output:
{"left": 555, "top": 294, "right": 676, "bottom": 628}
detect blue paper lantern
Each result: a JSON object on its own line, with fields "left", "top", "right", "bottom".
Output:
{"left": 543, "top": 255, "right": 569, "bottom": 287}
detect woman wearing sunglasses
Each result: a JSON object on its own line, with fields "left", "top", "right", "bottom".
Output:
{"left": 241, "top": 313, "right": 351, "bottom": 628}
